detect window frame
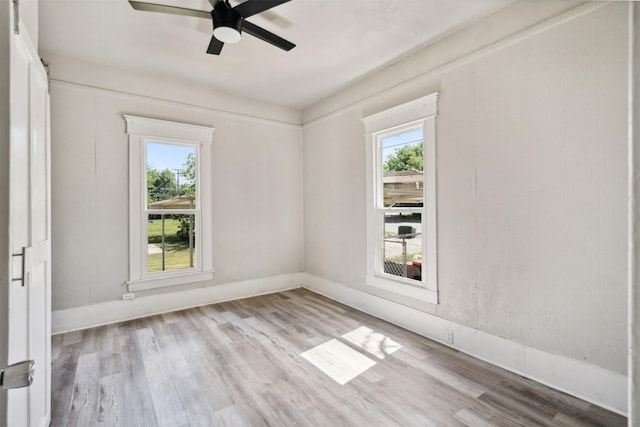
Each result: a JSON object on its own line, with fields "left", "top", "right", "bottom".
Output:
{"left": 124, "top": 115, "right": 214, "bottom": 292}
{"left": 363, "top": 93, "right": 439, "bottom": 304}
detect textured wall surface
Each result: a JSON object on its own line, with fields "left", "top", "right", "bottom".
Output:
{"left": 303, "top": 2, "right": 629, "bottom": 375}
{"left": 50, "top": 63, "right": 303, "bottom": 310}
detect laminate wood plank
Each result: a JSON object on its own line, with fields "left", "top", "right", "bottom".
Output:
{"left": 61, "top": 329, "right": 83, "bottom": 346}
{"left": 117, "top": 328, "right": 159, "bottom": 427}
{"left": 360, "top": 361, "right": 469, "bottom": 426}
{"left": 210, "top": 404, "right": 268, "bottom": 427}
{"left": 68, "top": 352, "right": 100, "bottom": 426}
{"left": 136, "top": 327, "right": 188, "bottom": 427}
{"left": 98, "top": 334, "right": 121, "bottom": 378}
{"left": 51, "top": 289, "right": 627, "bottom": 426}
{"left": 451, "top": 351, "right": 600, "bottom": 419}
{"left": 252, "top": 330, "right": 389, "bottom": 426}
{"left": 478, "top": 389, "right": 558, "bottom": 426}
{"left": 97, "top": 373, "right": 124, "bottom": 426}
{"left": 199, "top": 303, "right": 231, "bottom": 326}
{"left": 455, "top": 408, "right": 500, "bottom": 427}
{"left": 146, "top": 314, "right": 173, "bottom": 338}
{"left": 553, "top": 412, "right": 595, "bottom": 427}
{"left": 297, "top": 289, "right": 348, "bottom": 314}
{"left": 455, "top": 402, "right": 526, "bottom": 427}
{"left": 175, "top": 327, "right": 234, "bottom": 415}
{"left": 51, "top": 333, "right": 63, "bottom": 361}
{"left": 390, "top": 348, "right": 487, "bottom": 398}
{"left": 50, "top": 343, "right": 81, "bottom": 427}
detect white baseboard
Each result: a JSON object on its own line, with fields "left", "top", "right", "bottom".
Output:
{"left": 301, "top": 273, "right": 628, "bottom": 416}
{"left": 52, "top": 273, "right": 304, "bottom": 334}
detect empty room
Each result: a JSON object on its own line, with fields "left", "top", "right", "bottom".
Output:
{"left": 1, "top": 0, "right": 638, "bottom": 425}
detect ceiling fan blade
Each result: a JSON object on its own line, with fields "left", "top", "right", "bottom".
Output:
{"left": 242, "top": 20, "right": 295, "bottom": 51}
{"left": 128, "top": 1, "right": 211, "bottom": 19}
{"left": 206, "top": 36, "right": 224, "bottom": 55}
{"left": 234, "top": 0, "right": 291, "bottom": 19}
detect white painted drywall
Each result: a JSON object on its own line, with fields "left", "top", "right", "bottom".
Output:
{"left": 49, "top": 60, "right": 304, "bottom": 310}
{"left": 303, "top": 1, "right": 629, "bottom": 378}
{"left": 20, "top": 0, "right": 37, "bottom": 50}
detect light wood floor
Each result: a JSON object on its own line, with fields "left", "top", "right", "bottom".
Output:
{"left": 50, "top": 289, "right": 626, "bottom": 426}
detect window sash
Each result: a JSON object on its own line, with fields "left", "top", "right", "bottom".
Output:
{"left": 143, "top": 140, "right": 200, "bottom": 210}
{"left": 143, "top": 212, "right": 201, "bottom": 277}
{"left": 374, "top": 123, "right": 426, "bottom": 287}
{"left": 374, "top": 122, "right": 425, "bottom": 210}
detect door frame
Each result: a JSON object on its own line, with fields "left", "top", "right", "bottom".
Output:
{"left": 0, "top": 0, "right": 13, "bottom": 420}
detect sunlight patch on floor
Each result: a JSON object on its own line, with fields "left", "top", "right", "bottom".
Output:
{"left": 301, "top": 327, "right": 403, "bottom": 385}
{"left": 301, "top": 339, "right": 376, "bottom": 385}
{"left": 341, "top": 326, "right": 402, "bottom": 359}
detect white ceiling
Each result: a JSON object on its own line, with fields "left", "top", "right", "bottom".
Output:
{"left": 39, "top": 0, "right": 516, "bottom": 109}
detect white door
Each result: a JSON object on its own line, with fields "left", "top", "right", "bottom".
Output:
{"left": 1, "top": 13, "right": 52, "bottom": 427}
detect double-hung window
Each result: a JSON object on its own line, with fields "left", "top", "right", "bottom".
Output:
{"left": 363, "top": 94, "right": 439, "bottom": 304}
{"left": 124, "top": 115, "right": 214, "bottom": 292}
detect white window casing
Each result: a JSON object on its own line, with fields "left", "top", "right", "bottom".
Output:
{"left": 362, "top": 93, "right": 439, "bottom": 304}
{"left": 124, "top": 115, "right": 214, "bottom": 292}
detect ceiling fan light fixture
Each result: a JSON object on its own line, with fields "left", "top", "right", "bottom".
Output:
{"left": 212, "top": 6, "right": 243, "bottom": 44}
{"left": 213, "top": 26, "right": 241, "bottom": 43}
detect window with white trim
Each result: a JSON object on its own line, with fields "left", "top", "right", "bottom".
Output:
{"left": 124, "top": 115, "right": 214, "bottom": 292}
{"left": 363, "top": 94, "right": 439, "bottom": 304}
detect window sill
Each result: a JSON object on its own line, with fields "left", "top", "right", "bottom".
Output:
{"left": 127, "top": 270, "right": 214, "bottom": 292}
{"left": 366, "top": 274, "right": 438, "bottom": 304}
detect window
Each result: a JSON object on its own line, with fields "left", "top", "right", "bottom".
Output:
{"left": 363, "top": 94, "right": 439, "bottom": 304}
{"left": 124, "top": 115, "right": 214, "bottom": 292}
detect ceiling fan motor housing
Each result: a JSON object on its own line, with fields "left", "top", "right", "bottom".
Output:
{"left": 212, "top": 7, "right": 243, "bottom": 35}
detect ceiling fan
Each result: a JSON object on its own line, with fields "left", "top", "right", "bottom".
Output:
{"left": 128, "top": 0, "right": 295, "bottom": 55}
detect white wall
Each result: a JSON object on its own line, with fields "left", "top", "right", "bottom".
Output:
{"left": 48, "top": 57, "right": 304, "bottom": 311}
{"left": 20, "top": 0, "right": 38, "bottom": 50}
{"left": 303, "top": 0, "right": 628, "bottom": 383}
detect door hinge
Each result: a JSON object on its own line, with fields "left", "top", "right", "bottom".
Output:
{"left": 13, "top": 0, "right": 19, "bottom": 34}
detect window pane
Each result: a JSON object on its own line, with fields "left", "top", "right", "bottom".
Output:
{"left": 147, "top": 214, "right": 196, "bottom": 272}
{"left": 383, "top": 212, "right": 422, "bottom": 283}
{"left": 146, "top": 143, "right": 197, "bottom": 209}
{"left": 381, "top": 129, "right": 423, "bottom": 207}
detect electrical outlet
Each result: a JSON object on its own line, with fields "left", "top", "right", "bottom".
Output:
{"left": 445, "top": 330, "right": 454, "bottom": 345}
{"left": 122, "top": 292, "right": 135, "bottom": 301}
